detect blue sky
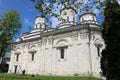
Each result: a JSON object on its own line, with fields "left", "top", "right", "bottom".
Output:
{"left": 0, "top": 0, "right": 40, "bottom": 35}
{"left": 2, "top": 0, "right": 118, "bottom": 39}
{"left": 0, "top": 0, "right": 120, "bottom": 38}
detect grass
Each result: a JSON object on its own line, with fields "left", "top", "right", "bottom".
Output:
{"left": 0, "top": 73, "right": 103, "bottom": 80}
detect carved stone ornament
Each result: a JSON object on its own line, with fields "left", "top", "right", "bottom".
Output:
{"left": 28, "top": 44, "right": 37, "bottom": 52}
{"left": 14, "top": 46, "right": 21, "bottom": 53}
{"left": 72, "top": 31, "right": 78, "bottom": 41}
{"left": 25, "top": 43, "right": 30, "bottom": 48}
{"left": 11, "top": 45, "right": 16, "bottom": 50}
{"left": 48, "top": 37, "right": 54, "bottom": 44}
{"left": 42, "top": 38, "right": 47, "bottom": 45}
{"left": 94, "top": 38, "right": 103, "bottom": 48}
{"left": 38, "top": 41, "right": 42, "bottom": 47}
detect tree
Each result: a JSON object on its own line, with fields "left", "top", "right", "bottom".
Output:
{"left": 31, "top": 0, "right": 105, "bottom": 18}
{"left": 0, "top": 10, "right": 22, "bottom": 64}
{"left": 101, "top": 0, "right": 120, "bottom": 80}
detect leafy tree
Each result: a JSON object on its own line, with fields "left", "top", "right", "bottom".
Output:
{"left": 101, "top": 0, "right": 120, "bottom": 80}
{"left": 0, "top": 10, "right": 22, "bottom": 64}
{"left": 0, "top": 57, "right": 9, "bottom": 73}
{"left": 31, "top": 0, "right": 105, "bottom": 18}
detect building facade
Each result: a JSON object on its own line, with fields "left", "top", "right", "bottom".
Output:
{"left": 8, "top": 8, "right": 105, "bottom": 77}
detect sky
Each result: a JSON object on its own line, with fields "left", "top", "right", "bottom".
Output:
{"left": 0, "top": 0, "right": 119, "bottom": 40}
{"left": 0, "top": 0, "right": 40, "bottom": 35}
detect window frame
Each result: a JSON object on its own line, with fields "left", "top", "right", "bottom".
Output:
{"left": 29, "top": 51, "right": 36, "bottom": 61}
{"left": 60, "top": 48, "right": 65, "bottom": 59}
{"left": 57, "top": 46, "right": 68, "bottom": 59}
{"left": 67, "top": 16, "right": 69, "bottom": 22}
{"left": 15, "top": 53, "right": 20, "bottom": 62}
{"left": 97, "top": 47, "right": 100, "bottom": 57}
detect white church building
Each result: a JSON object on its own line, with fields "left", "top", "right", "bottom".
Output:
{"left": 8, "top": 8, "right": 105, "bottom": 77}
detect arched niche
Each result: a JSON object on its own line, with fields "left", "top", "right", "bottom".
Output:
{"left": 94, "top": 38, "right": 103, "bottom": 57}
{"left": 55, "top": 39, "right": 69, "bottom": 60}
{"left": 94, "top": 39, "right": 103, "bottom": 48}
{"left": 55, "top": 39, "right": 69, "bottom": 48}
{"left": 28, "top": 45, "right": 37, "bottom": 61}
{"left": 14, "top": 47, "right": 22, "bottom": 54}
{"left": 28, "top": 45, "right": 37, "bottom": 52}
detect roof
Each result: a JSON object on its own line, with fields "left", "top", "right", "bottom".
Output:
{"left": 35, "top": 16, "right": 48, "bottom": 21}
{"left": 60, "top": 6, "right": 77, "bottom": 14}
{"left": 80, "top": 13, "right": 96, "bottom": 18}
{"left": 13, "top": 23, "right": 101, "bottom": 44}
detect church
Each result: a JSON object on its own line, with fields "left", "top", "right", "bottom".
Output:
{"left": 8, "top": 8, "right": 105, "bottom": 77}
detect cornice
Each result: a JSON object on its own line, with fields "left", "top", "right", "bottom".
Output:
{"left": 13, "top": 24, "right": 101, "bottom": 44}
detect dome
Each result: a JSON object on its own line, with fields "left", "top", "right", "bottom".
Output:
{"left": 58, "top": 7, "right": 77, "bottom": 28}
{"left": 80, "top": 13, "right": 99, "bottom": 24}
{"left": 34, "top": 16, "right": 48, "bottom": 31}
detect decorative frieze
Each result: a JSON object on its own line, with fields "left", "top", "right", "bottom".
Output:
{"left": 11, "top": 45, "right": 16, "bottom": 50}
{"left": 48, "top": 36, "right": 54, "bottom": 44}
{"left": 38, "top": 40, "right": 42, "bottom": 47}
{"left": 25, "top": 43, "right": 30, "bottom": 48}
{"left": 71, "top": 31, "right": 78, "bottom": 41}
{"left": 42, "top": 38, "right": 47, "bottom": 45}
{"left": 80, "top": 33, "right": 88, "bottom": 39}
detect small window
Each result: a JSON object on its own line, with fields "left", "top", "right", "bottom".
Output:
{"left": 40, "top": 24, "right": 42, "bottom": 29}
{"left": 82, "top": 18, "right": 84, "bottom": 21}
{"left": 67, "top": 16, "right": 69, "bottom": 22}
{"left": 16, "top": 54, "right": 19, "bottom": 62}
{"left": 14, "top": 65, "right": 18, "bottom": 74}
{"left": 80, "top": 33, "right": 88, "bottom": 39}
{"left": 31, "top": 52, "right": 35, "bottom": 61}
{"left": 73, "top": 17, "right": 75, "bottom": 23}
{"left": 97, "top": 47, "right": 100, "bottom": 57}
{"left": 60, "top": 48, "right": 64, "bottom": 59}
{"left": 36, "top": 24, "right": 37, "bottom": 29}
{"left": 93, "top": 16, "right": 95, "bottom": 21}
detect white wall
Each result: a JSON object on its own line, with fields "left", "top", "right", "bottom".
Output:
{"left": 8, "top": 26, "right": 104, "bottom": 77}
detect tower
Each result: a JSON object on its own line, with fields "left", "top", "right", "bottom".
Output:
{"left": 58, "top": 8, "right": 76, "bottom": 28}
{"left": 80, "top": 13, "right": 99, "bottom": 25}
{"left": 34, "top": 16, "right": 48, "bottom": 31}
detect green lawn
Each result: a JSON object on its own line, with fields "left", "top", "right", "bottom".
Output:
{"left": 0, "top": 74, "right": 103, "bottom": 80}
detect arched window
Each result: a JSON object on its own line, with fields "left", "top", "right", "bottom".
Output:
{"left": 40, "top": 24, "right": 42, "bottom": 29}
{"left": 29, "top": 51, "right": 36, "bottom": 61}
{"left": 31, "top": 52, "right": 35, "bottom": 61}
{"left": 67, "top": 16, "right": 69, "bottom": 22}
{"left": 94, "top": 39, "right": 103, "bottom": 57}
{"left": 60, "top": 48, "right": 64, "bottom": 59}
{"left": 97, "top": 47, "right": 100, "bottom": 57}
{"left": 57, "top": 46, "right": 68, "bottom": 59}
{"left": 16, "top": 54, "right": 19, "bottom": 61}
{"left": 73, "top": 17, "right": 75, "bottom": 23}
{"left": 36, "top": 24, "right": 37, "bottom": 29}
{"left": 15, "top": 53, "right": 20, "bottom": 62}
{"left": 82, "top": 18, "right": 84, "bottom": 21}
{"left": 93, "top": 16, "right": 95, "bottom": 21}
{"left": 28, "top": 45, "right": 37, "bottom": 61}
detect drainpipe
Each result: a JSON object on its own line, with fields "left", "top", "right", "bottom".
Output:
{"left": 88, "top": 25, "right": 93, "bottom": 76}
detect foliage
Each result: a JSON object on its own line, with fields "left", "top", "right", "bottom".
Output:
{"left": 0, "top": 10, "right": 22, "bottom": 59}
{"left": 101, "top": 0, "right": 120, "bottom": 80}
{"left": 0, "top": 74, "right": 102, "bottom": 80}
{"left": 0, "top": 63, "right": 8, "bottom": 73}
{"left": 31, "top": 0, "right": 106, "bottom": 18}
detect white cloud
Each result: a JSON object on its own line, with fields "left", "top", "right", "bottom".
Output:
{"left": 118, "top": 0, "right": 120, "bottom": 5}
{"left": 50, "top": 17, "right": 59, "bottom": 28}
{"left": 93, "top": 8, "right": 101, "bottom": 15}
{"left": 24, "top": 18, "right": 33, "bottom": 27}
